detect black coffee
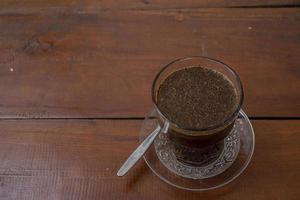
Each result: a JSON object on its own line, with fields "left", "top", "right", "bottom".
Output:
{"left": 157, "top": 66, "right": 238, "bottom": 130}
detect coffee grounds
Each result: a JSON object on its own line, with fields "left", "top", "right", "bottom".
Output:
{"left": 157, "top": 66, "right": 238, "bottom": 130}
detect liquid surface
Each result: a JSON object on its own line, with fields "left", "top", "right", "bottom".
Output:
{"left": 157, "top": 66, "right": 239, "bottom": 130}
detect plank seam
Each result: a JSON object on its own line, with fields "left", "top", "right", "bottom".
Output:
{"left": 0, "top": 117, "right": 299, "bottom": 120}
{"left": 0, "top": 5, "right": 299, "bottom": 15}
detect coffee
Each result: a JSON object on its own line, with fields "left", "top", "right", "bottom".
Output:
{"left": 157, "top": 66, "right": 238, "bottom": 130}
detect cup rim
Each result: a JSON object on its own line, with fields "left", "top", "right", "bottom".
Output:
{"left": 151, "top": 56, "right": 244, "bottom": 132}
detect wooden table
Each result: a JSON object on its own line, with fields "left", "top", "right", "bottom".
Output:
{"left": 0, "top": 1, "right": 299, "bottom": 199}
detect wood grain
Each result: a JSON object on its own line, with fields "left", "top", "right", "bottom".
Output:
{"left": 0, "top": 119, "right": 298, "bottom": 200}
{"left": 0, "top": 0, "right": 299, "bottom": 13}
{"left": 0, "top": 8, "right": 299, "bottom": 118}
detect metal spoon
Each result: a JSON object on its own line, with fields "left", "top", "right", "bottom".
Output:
{"left": 117, "top": 122, "right": 169, "bottom": 176}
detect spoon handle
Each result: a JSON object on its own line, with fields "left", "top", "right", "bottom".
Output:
{"left": 117, "top": 125, "right": 162, "bottom": 177}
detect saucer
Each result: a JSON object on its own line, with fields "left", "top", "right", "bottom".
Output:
{"left": 139, "top": 109, "right": 255, "bottom": 191}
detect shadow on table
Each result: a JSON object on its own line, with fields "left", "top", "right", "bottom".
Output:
{"left": 124, "top": 161, "right": 150, "bottom": 191}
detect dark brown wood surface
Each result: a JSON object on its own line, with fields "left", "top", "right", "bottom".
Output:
{"left": 0, "top": 120, "right": 299, "bottom": 200}
{"left": 0, "top": 0, "right": 299, "bottom": 12}
{"left": 0, "top": 1, "right": 300, "bottom": 199}
{"left": 0, "top": 8, "right": 299, "bottom": 118}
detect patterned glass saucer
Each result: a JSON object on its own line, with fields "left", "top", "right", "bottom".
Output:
{"left": 140, "top": 109, "right": 255, "bottom": 191}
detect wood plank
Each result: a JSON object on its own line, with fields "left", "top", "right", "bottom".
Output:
{"left": 0, "top": 8, "right": 299, "bottom": 118}
{"left": 0, "top": 0, "right": 299, "bottom": 12}
{"left": 0, "top": 119, "right": 299, "bottom": 199}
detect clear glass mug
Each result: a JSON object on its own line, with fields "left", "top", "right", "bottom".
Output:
{"left": 151, "top": 56, "right": 244, "bottom": 165}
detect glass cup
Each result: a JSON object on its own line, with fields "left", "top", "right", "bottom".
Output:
{"left": 151, "top": 56, "right": 244, "bottom": 166}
